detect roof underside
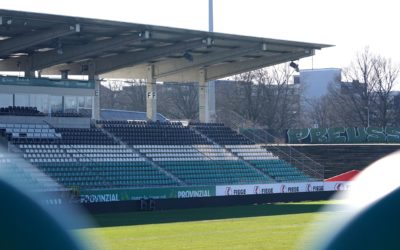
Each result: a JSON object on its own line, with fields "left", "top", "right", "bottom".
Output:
{"left": 0, "top": 9, "right": 332, "bottom": 82}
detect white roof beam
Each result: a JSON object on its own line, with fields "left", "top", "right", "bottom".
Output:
{"left": 94, "top": 39, "right": 206, "bottom": 74}
{"left": 0, "top": 24, "right": 80, "bottom": 58}
{"left": 153, "top": 45, "right": 262, "bottom": 79}
{"left": 205, "top": 50, "right": 314, "bottom": 81}
{"left": 37, "top": 63, "right": 85, "bottom": 75}
{"left": 31, "top": 32, "right": 143, "bottom": 70}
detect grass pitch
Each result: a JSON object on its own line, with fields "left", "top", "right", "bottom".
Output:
{"left": 79, "top": 201, "right": 340, "bottom": 250}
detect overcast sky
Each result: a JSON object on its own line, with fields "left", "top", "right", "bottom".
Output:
{"left": 2, "top": 0, "right": 399, "bottom": 70}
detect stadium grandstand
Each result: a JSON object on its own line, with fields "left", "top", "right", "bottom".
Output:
{"left": 0, "top": 9, "right": 340, "bottom": 210}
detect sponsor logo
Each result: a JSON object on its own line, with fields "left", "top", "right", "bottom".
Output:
{"left": 225, "top": 187, "right": 232, "bottom": 196}
{"left": 287, "top": 186, "right": 299, "bottom": 193}
{"left": 334, "top": 183, "right": 349, "bottom": 191}
{"left": 312, "top": 185, "right": 324, "bottom": 191}
{"left": 335, "top": 183, "right": 343, "bottom": 191}
{"left": 233, "top": 189, "right": 246, "bottom": 195}
{"left": 261, "top": 188, "right": 274, "bottom": 194}
{"left": 224, "top": 187, "right": 246, "bottom": 195}
{"left": 307, "top": 184, "right": 324, "bottom": 192}
{"left": 80, "top": 194, "right": 119, "bottom": 203}
{"left": 254, "top": 186, "right": 273, "bottom": 195}
{"left": 280, "top": 185, "right": 286, "bottom": 193}
{"left": 177, "top": 190, "right": 211, "bottom": 198}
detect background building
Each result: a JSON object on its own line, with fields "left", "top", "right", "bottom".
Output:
{"left": 297, "top": 68, "right": 341, "bottom": 100}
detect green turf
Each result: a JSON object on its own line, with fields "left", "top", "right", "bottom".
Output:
{"left": 78, "top": 201, "right": 341, "bottom": 250}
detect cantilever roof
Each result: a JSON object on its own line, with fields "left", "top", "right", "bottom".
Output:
{"left": 0, "top": 9, "right": 332, "bottom": 82}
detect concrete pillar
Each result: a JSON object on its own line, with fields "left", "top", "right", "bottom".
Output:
{"left": 146, "top": 64, "right": 157, "bottom": 121}
{"left": 88, "top": 62, "right": 100, "bottom": 120}
{"left": 199, "top": 69, "right": 209, "bottom": 123}
{"left": 24, "top": 57, "right": 34, "bottom": 78}
{"left": 93, "top": 78, "right": 101, "bottom": 120}
{"left": 60, "top": 70, "right": 69, "bottom": 79}
{"left": 208, "top": 80, "right": 216, "bottom": 122}
{"left": 24, "top": 70, "right": 35, "bottom": 78}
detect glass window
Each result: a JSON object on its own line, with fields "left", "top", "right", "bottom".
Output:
{"left": 50, "top": 96, "right": 63, "bottom": 113}
{"left": 15, "top": 94, "right": 29, "bottom": 107}
{"left": 75, "top": 96, "right": 92, "bottom": 117}
{"left": 64, "top": 96, "right": 77, "bottom": 112}
{"left": 30, "top": 94, "right": 48, "bottom": 113}
{"left": 0, "top": 94, "right": 13, "bottom": 108}
{"left": 78, "top": 96, "right": 85, "bottom": 108}
{"left": 85, "top": 96, "right": 93, "bottom": 109}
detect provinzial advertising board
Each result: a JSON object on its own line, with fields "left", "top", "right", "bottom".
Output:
{"left": 79, "top": 182, "right": 351, "bottom": 203}
{"left": 80, "top": 186, "right": 215, "bottom": 203}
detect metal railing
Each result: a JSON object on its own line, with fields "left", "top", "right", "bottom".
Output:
{"left": 238, "top": 127, "right": 325, "bottom": 180}
{"left": 221, "top": 110, "right": 324, "bottom": 180}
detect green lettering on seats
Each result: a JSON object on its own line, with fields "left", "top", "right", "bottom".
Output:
{"left": 310, "top": 128, "right": 328, "bottom": 143}
{"left": 386, "top": 127, "right": 400, "bottom": 143}
{"left": 286, "top": 128, "right": 310, "bottom": 143}
{"left": 327, "top": 127, "right": 346, "bottom": 143}
{"left": 346, "top": 127, "right": 367, "bottom": 143}
{"left": 366, "top": 127, "right": 385, "bottom": 143}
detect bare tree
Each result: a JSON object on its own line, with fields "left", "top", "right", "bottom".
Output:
{"left": 373, "top": 56, "right": 399, "bottom": 126}
{"left": 325, "top": 47, "right": 400, "bottom": 127}
{"left": 217, "top": 64, "right": 300, "bottom": 134}
{"left": 216, "top": 70, "right": 269, "bottom": 128}
{"left": 341, "top": 47, "right": 378, "bottom": 126}
{"left": 307, "top": 98, "right": 327, "bottom": 127}
{"left": 323, "top": 81, "right": 366, "bottom": 127}
{"left": 158, "top": 83, "right": 198, "bottom": 120}
{"left": 120, "top": 80, "right": 147, "bottom": 112}
{"left": 233, "top": 70, "right": 266, "bottom": 124}
{"left": 266, "top": 65, "right": 301, "bottom": 130}
{"left": 100, "top": 80, "right": 124, "bottom": 109}
{"left": 394, "top": 95, "right": 400, "bottom": 126}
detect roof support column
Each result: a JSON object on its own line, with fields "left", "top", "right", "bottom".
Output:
{"left": 199, "top": 69, "right": 209, "bottom": 123}
{"left": 146, "top": 64, "right": 157, "bottom": 121}
{"left": 24, "top": 70, "right": 35, "bottom": 78}
{"left": 208, "top": 80, "right": 216, "bottom": 122}
{"left": 88, "top": 62, "right": 100, "bottom": 120}
{"left": 24, "top": 57, "right": 34, "bottom": 78}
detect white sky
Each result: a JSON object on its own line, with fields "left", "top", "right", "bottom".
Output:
{"left": 2, "top": 0, "right": 399, "bottom": 70}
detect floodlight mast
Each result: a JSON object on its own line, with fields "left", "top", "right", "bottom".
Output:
{"left": 209, "top": 0, "right": 213, "bottom": 32}
{"left": 205, "top": 0, "right": 216, "bottom": 123}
